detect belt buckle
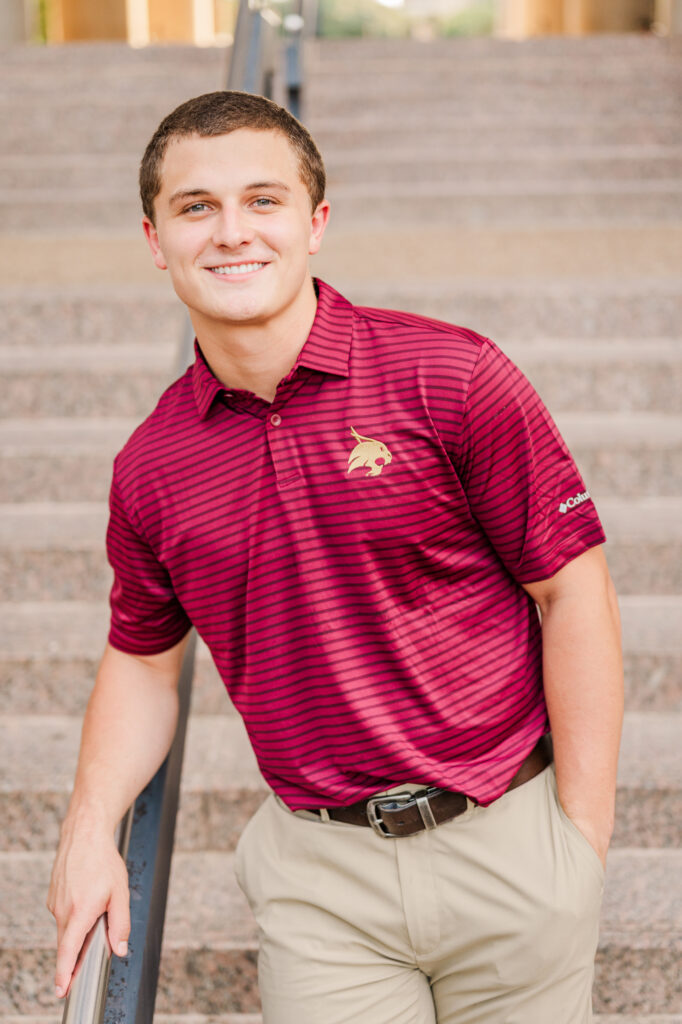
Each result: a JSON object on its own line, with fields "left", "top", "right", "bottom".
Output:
{"left": 366, "top": 790, "right": 417, "bottom": 838}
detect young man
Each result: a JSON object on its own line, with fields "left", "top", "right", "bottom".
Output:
{"left": 48, "top": 91, "right": 623, "bottom": 1023}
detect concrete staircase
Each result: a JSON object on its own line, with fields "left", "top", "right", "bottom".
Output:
{"left": 1, "top": 32, "right": 681, "bottom": 1024}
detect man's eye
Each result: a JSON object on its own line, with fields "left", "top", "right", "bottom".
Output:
{"left": 252, "top": 197, "right": 276, "bottom": 208}
{"left": 184, "top": 202, "right": 210, "bottom": 213}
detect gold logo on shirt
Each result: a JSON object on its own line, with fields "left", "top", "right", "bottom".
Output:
{"left": 347, "top": 426, "right": 393, "bottom": 478}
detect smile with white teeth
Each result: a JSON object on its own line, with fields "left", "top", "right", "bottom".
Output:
{"left": 208, "top": 262, "right": 266, "bottom": 275}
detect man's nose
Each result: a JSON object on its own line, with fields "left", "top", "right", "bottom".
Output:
{"left": 211, "top": 205, "right": 255, "bottom": 249}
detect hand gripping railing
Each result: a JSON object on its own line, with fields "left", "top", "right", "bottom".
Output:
{"left": 61, "top": 632, "right": 196, "bottom": 1024}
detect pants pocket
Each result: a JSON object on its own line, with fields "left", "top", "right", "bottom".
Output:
{"left": 234, "top": 793, "right": 272, "bottom": 895}
{"left": 551, "top": 774, "right": 606, "bottom": 889}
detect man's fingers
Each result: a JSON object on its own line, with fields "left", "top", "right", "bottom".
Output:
{"left": 55, "top": 913, "right": 94, "bottom": 998}
{"left": 106, "top": 882, "right": 131, "bottom": 958}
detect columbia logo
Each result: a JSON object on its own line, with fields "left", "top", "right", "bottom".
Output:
{"left": 558, "top": 490, "right": 591, "bottom": 514}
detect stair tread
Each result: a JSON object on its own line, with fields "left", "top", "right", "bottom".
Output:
{"left": 1, "top": 848, "right": 680, "bottom": 951}
{"left": 0, "top": 711, "right": 678, "bottom": 794}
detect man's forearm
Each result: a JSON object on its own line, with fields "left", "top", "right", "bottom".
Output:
{"left": 49, "top": 637, "right": 189, "bottom": 997}
{"left": 65, "top": 640, "right": 186, "bottom": 832}
{"left": 538, "top": 564, "right": 623, "bottom": 859}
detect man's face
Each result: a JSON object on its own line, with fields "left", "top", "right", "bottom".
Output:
{"left": 143, "top": 129, "right": 329, "bottom": 334}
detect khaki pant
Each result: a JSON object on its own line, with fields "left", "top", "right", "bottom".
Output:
{"left": 235, "top": 765, "right": 604, "bottom": 1023}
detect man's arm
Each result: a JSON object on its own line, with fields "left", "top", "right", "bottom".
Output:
{"left": 47, "top": 634, "right": 190, "bottom": 999}
{"left": 521, "top": 545, "right": 624, "bottom": 866}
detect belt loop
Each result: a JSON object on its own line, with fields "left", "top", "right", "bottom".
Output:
{"left": 319, "top": 807, "right": 331, "bottom": 823}
{"left": 416, "top": 792, "right": 438, "bottom": 830}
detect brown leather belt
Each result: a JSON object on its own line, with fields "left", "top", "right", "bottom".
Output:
{"left": 305, "top": 735, "right": 553, "bottom": 838}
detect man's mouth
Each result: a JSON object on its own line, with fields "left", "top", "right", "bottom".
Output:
{"left": 207, "top": 262, "right": 267, "bottom": 276}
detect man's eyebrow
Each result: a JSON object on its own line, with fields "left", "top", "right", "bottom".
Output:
{"left": 168, "top": 188, "right": 211, "bottom": 207}
{"left": 168, "top": 181, "right": 292, "bottom": 208}
{"left": 245, "top": 180, "right": 292, "bottom": 193}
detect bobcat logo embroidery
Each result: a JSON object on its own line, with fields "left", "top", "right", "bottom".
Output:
{"left": 347, "top": 426, "right": 393, "bottom": 478}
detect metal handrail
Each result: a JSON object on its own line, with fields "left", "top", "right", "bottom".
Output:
{"left": 61, "top": 813, "right": 134, "bottom": 1024}
{"left": 226, "top": 0, "right": 318, "bottom": 112}
{"left": 61, "top": 633, "right": 196, "bottom": 1024}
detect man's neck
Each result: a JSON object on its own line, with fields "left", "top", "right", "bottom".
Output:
{"left": 192, "top": 278, "right": 318, "bottom": 404}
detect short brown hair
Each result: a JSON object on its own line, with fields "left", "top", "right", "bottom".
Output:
{"left": 139, "top": 91, "right": 326, "bottom": 224}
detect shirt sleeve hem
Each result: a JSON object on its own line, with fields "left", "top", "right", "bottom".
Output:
{"left": 107, "top": 625, "right": 192, "bottom": 657}
{"left": 512, "top": 527, "right": 607, "bottom": 585}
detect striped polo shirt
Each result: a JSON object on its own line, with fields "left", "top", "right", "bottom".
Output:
{"left": 107, "top": 279, "right": 606, "bottom": 809}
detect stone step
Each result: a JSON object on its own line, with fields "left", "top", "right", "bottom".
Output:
{"left": 306, "top": 90, "right": 681, "bottom": 120}
{"left": 1, "top": 41, "right": 226, "bottom": 69}
{"left": 0, "top": 285, "right": 183, "bottom": 346}
{"left": 6, "top": 58, "right": 677, "bottom": 98}
{"left": 337, "top": 278, "right": 682, "bottom": 339}
{"left": 4, "top": 93, "right": 681, "bottom": 154}
{"left": 0, "top": 59, "right": 226, "bottom": 98}
{"left": 1, "top": 847, "right": 679, "bottom": 1014}
{"left": 3, "top": 338, "right": 679, "bottom": 418}
{"left": 4, "top": 147, "right": 682, "bottom": 192}
{"left": 316, "top": 226, "right": 682, "bottom": 283}
{"left": 2, "top": 98, "right": 213, "bottom": 156}
{"left": 308, "top": 116, "right": 682, "bottom": 150}
{"left": 2, "top": 280, "right": 679, "bottom": 343}
{"left": 0, "top": 710, "right": 679, "bottom": 852}
{"left": 307, "top": 60, "right": 681, "bottom": 87}
{"left": 8, "top": 77, "right": 679, "bottom": 112}
{"left": 0, "top": 596, "right": 679, "bottom": 717}
{"left": 1, "top": 496, "right": 680, "bottom": 599}
{"left": 0, "top": 154, "right": 139, "bottom": 192}
{"left": 305, "top": 34, "right": 681, "bottom": 63}
{"left": 326, "top": 183, "right": 681, "bottom": 226}
{"left": 2, "top": 228, "right": 679, "bottom": 287}
{"left": 0, "top": 342, "right": 178, "bottom": 418}
{"left": 4, "top": 184, "right": 680, "bottom": 232}
{"left": 1, "top": 411, "right": 679, "bottom": 499}
{"left": 325, "top": 151, "right": 682, "bottom": 186}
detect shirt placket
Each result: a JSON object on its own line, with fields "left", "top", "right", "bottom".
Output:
{"left": 265, "top": 367, "right": 317, "bottom": 489}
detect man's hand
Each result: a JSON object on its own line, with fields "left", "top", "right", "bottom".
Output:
{"left": 47, "top": 808, "right": 130, "bottom": 998}
{"left": 522, "top": 545, "right": 623, "bottom": 872}
{"left": 46, "top": 636, "right": 189, "bottom": 999}
{"left": 562, "top": 809, "right": 610, "bottom": 869}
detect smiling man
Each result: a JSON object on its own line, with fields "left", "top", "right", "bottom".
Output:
{"left": 48, "top": 91, "right": 623, "bottom": 1024}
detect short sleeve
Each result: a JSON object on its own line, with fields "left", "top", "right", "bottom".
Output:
{"left": 106, "top": 473, "right": 192, "bottom": 655}
{"left": 457, "top": 339, "right": 606, "bottom": 583}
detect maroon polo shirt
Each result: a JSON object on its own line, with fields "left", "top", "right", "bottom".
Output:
{"left": 107, "top": 279, "right": 606, "bottom": 809}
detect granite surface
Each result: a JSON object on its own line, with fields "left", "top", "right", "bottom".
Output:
{"left": 155, "top": 950, "right": 259, "bottom": 1015}
{"left": 0, "top": 286, "right": 182, "bottom": 348}
{"left": 341, "top": 280, "right": 682, "bottom": 340}
{"left": 0, "top": 552, "right": 111, "bottom": 602}
{"left": 0, "top": 457, "right": 112, "bottom": 502}
{"left": 2, "top": 374, "right": 166, "bottom": 419}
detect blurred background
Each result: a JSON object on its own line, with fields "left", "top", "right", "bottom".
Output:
{"left": 1, "top": 1, "right": 680, "bottom": 1021}
{"left": 2, "top": 0, "right": 682, "bottom": 44}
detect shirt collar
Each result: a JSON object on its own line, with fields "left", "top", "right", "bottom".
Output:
{"left": 191, "top": 278, "right": 354, "bottom": 420}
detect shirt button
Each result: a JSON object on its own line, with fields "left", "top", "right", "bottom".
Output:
{"left": 270, "top": 413, "right": 282, "bottom": 427}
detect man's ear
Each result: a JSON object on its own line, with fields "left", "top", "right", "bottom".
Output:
{"left": 308, "top": 200, "right": 331, "bottom": 256}
{"left": 142, "top": 216, "right": 168, "bottom": 271}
